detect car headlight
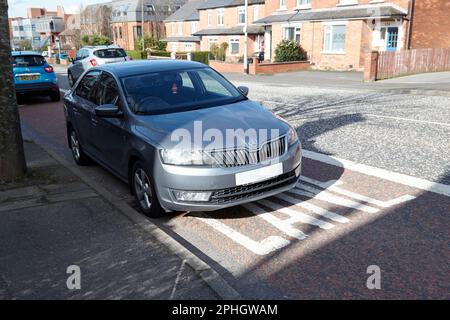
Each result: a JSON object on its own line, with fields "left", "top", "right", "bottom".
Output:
{"left": 287, "top": 126, "right": 299, "bottom": 146}
{"left": 160, "top": 149, "right": 215, "bottom": 166}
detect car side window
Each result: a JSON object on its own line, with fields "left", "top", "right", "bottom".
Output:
{"left": 96, "top": 73, "right": 121, "bottom": 106}
{"left": 75, "top": 70, "right": 101, "bottom": 102}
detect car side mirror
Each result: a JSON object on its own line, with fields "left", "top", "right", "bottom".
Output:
{"left": 238, "top": 86, "right": 249, "bottom": 97}
{"left": 94, "top": 104, "right": 123, "bottom": 118}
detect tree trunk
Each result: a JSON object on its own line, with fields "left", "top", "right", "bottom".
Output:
{"left": 0, "top": 0, "right": 27, "bottom": 182}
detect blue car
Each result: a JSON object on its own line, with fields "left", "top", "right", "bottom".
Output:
{"left": 12, "top": 51, "right": 60, "bottom": 102}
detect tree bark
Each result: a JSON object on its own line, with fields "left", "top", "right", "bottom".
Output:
{"left": 0, "top": 0, "right": 27, "bottom": 182}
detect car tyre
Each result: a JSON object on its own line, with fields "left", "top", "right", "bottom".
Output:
{"left": 131, "top": 161, "right": 165, "bottom": 218}
{"left": 69, "top": 127, "right": 90, "bottom": 166}
{"left": 50, "top": 91, "right": 61, "bottom": 102}
{"left": 68, "top": 71, "right": 74, "bottom": 87}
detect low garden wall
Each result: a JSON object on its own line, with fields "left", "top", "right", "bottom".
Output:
{"left": 210, "top": 59, "right": 310, "bottom": 75}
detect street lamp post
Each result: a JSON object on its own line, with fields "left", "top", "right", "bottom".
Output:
{"left": 141, "top": 0, "right": 145, "bottom": 54}
{"left": 243, "top": 0, "right": 248, "bottom": 74}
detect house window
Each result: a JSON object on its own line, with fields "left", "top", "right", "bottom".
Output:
{"left": 323, "top": 24, "right": 346, "bottom": 53}
{"left": 207, "top": 10, "right": 212, "bottom": 26}
{"left": 191, "top": 21, "right": 198, "bottom": 34}
{"left": 253, "top": 6, "right": 259, "bottom": 21}
{"left": 279, "top": 0, "right": 286, "bottom": 9}
{"left": 296, "top": 0, "right": 311, "bottom": 8}
{"left": 229, "top": 37, "right": 240, "bottom": 55}
{"left": 177, "top": 22, "right": 182, "bottom": 35}
{"left": 339, "top": 0, "right": 358, "bottom": 5}
{"left": 119, "top": 26, "right": 123, "bottom": 39}
{"left": 238, "top": 7, "right": 246, "bottom": 25}
{"left": 133, "top": 26, "right": 142, "bottom": 38}
{"left": 217, "top": 8, "right": 224, "bottom": 26}
{"left": 185, "top": 43, "right": 193, "bottom": 52}
{"left": 283, "top": 26, "right": 301, "bottom": 43}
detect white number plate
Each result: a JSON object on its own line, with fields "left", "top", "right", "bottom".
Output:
{"left": 235, "top": 163, "right": 283, "bottom": 186}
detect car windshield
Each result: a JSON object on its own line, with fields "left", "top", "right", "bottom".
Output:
{"left": 94, "top": 48, "right": 127, "bottom": 58}
{"left": 12, "top": 55, "right": 46, "bottom": 67}
{"left": 121, "top": 68, "right": 245, "bottom": 115}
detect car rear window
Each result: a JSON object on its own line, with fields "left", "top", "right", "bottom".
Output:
{"left": 94, "top": 49, "right": 126, "bottom": 58}
{"left": 12, "top": 55, "right": 46, "bottom": 67}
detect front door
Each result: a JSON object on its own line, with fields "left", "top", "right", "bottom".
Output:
{"left": 386, "top": 27, "right": 399, "bottom": 52}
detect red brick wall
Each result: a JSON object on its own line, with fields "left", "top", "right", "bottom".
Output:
{"left": 410, "top": 0, "right": 450, "bottom": 49}
{"left": 209, "top": 60, "right": 244, "bottom": 73}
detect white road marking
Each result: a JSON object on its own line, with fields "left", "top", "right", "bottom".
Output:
{"left": 302, "top": 150, "right": 450, "bottom": 197}
{"left": 196, "top": 213, "right": 290, "bottom": 255}
{"left": 275, "top": 193, "right": 350, "bottom": 223}
{"left": 292, "top": 184, "right": 379, "bottom": 214}
{"left": 243, "top": 203, "right": 307, "bottom": 240}
{"left": 300, "top": 176, "right": 416, "bottom": 208}
{"left": 366, "top": 114, "right": 450, "bottom": 127}
{"left": 60, "top": 88, "right": 69, "bottom": 93}
{"left": 169, "top": 259, "right": 186, "bottom": 300}
{"left": 258, "top": 199, "right": 335, "bottom": 230}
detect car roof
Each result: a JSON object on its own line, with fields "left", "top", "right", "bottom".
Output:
{"left": 95, "top": 60, "right": 207, "bottom": 78}
{"left": 83, "top": 45, "right": 121, "bottom": 50}
{"left": 11, "top": 51, "right": 43, "bottom": 56}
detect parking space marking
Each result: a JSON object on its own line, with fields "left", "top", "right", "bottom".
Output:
{"left": 303, "top": 150, "right": 450, "bottom": 197}
{"left": 275, "top": 193, "right": 350, "bottom": 224}
{"left": 243, "top": 203, "right": 307, "bottom": 240}
{"left": 196, "top": 213, "right": 290, "bottom": 255}
{"left": 258, "top": 199, "right": 335, "bottom": 230}
{"left": 366, "top": 114, "right": 450, "bottom": 127}
{"left": 291, "top": 185, "right": 379, "bottom": 213}
{"left": 300, "top": 176, "right": 416, "bottom": 208}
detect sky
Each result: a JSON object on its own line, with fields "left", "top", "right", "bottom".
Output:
{"left": 7, "top": 0, "right": 112, "bottom": 18}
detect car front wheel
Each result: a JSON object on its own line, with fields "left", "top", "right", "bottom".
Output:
{"left": 132, "top": 161, "right": 165, "bottom": 218}
{"left": 68, "top": 71, "right": 74, "bottom": 87}
{"left": 69, "top": 128, "right": 90, "bottom": 166}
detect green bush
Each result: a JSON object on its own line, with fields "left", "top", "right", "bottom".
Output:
{"left": 126, "top": 50, "right": 145, "bottom": 60}
{"left": 81, "top": 34, "right": 111, "bottom": 46}
{"left": 209, "top": 43, "right": 228, "bottom": 61}
{"left": 191, "top": 51, "right": 209, "bottom": 65}
{"left": 149, "top": 50, "right": 171, "bottom": 57}
{"left": 274, "top": 40, "right": 307, "bottom": 63}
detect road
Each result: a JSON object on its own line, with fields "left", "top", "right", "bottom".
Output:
{"left": 17, "top": 67, "right": 450, "bottom": 299}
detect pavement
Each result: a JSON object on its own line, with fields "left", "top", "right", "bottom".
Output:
{"left": 4, "top": 63, "right": 449, "bottom": 299}
{"left": 0, "top": 140, "right": 222, "bottom": 299}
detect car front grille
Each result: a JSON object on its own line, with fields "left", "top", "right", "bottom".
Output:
{"left": 205, "top": 136, "right": 286, "bottom": 168}
{"left": 210, "top": 169, "right": 298, "bottom": 204}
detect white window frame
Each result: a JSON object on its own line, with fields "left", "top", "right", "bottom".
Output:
{"left": 279, "top": 0, "right": 287, "bottom": 10}
{"left": 296, "top": 0, "right": 311, "bottom": 10}
{"left": 322, "top": 22, "right": 347, "bottom": 54}
{"left": 338, "top": 0, "right": 358, "bottom": 6}
{"left": 177, "top": 22, "right": 182, "bottom": 35}
{"left": 217, "top": 8, "right": 224, "bottom": 26}
{"left": 238, "top": 6, "right": 246, "bottom": 25}
{"left": 229, "top": 37, "right": 240, "bottom": 55}
{"left": 207, "top": 9, "right": 212, "bottom": 26}
{"left": 184, "top": 42, "right": 193, "bottom": 52}
{"left": 282, "top": 23, "right": 302, "bottom": 43}
{"left": 191, "top": 21, "right": 198, "bottom": 34}
{"left": 253, "top": 5, "right": 259, "bottom": 21}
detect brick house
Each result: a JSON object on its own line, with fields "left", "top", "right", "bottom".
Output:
{"left": 110, "top": 0, "right": 187, "bottom": 51}
{"left": 193, "top": 0, "right": 266, "bottom": 62}
{"left": 254, "top": 0, "right": 410, "bottom": 70}
{"left": 162, "top": 0, "right": 206, "bottom": 52}
{"left": 408, "top": 0, "right": 450, "bottom": 49}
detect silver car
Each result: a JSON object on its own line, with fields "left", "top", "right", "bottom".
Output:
{"left": 64, "top": 60, "right": 302, "bottom": 218}
{"left": 67, "top": 45, "right": 130, "bottom": 87}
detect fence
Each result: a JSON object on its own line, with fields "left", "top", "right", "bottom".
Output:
{"left": 371, "top": 48, "right": 450, "bottom": 80}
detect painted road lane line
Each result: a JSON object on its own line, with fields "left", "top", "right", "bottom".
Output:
{"left": 196, "top": 213, "right": 290, "bottom": 256}
{"left": 300, "top": 176, "right": 416, "bottom": 208}
{"left": 302, "top": 150, "right": 450, "bottom": 197}
{"left": 366, "top": 114, "right": 450, "bottom": 127}
{"left": 258, "top": 199, "right": 335, "bottom": 230}
{"left": 292, "top": 185, "right": 379, "bottom": 214}
{"left": 243, "top": 203, "right": 308, "bottom": 240}
{"left": 275, "top": 193, "right": 350, "bottom": 224}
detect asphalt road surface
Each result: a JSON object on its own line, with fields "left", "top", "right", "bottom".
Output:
{"left": 16, "top": 69, "right": 450, "bottom": 299}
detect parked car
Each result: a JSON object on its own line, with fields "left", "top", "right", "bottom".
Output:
{"left": 64, "top": 60, "right": 302, "bottom": 217}
{"left": 67, "top": 45, "right": 130, "bottom": 87}
{"left": 12, "top": 51, "right": 60, "bottom": 102}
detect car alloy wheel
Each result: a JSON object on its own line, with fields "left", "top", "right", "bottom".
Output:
{"left": 68, "top": 72, "right": 74, "bottom": 87}
{"left": 69, "top": 128, "right": 89, "bottom": 165}
{"left": 134, "top": 168, "right": 153, "bottom": 210}
{"left": 132, "top": 162, "right": 165, "bottom": 218}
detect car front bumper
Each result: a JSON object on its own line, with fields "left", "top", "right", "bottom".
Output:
{"left": 153, "top": 141, "right": 302, "bottom": 212}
